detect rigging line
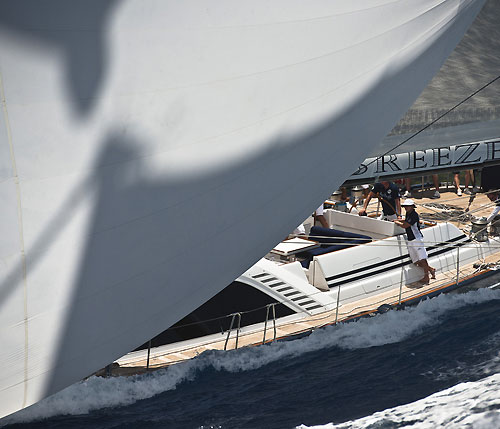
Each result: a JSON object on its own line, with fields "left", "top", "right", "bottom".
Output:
{"left": 416, "top": 202, "right": 475, "bottom": 223}
{"left": 366, "top": 188, "right": 488, "bottom": 208}
{"left": 290, "top": 240, "right": 500, "bottom": 250}
{"left": 362, "top": 73, "right": 500, "bottom": 169}
{"left": 294, "top": 231, "right": 499, "bottom": 245}
{"left": 443, "top": 197, "right": 500, "bottom": 219}
{"left": 163, "top": 303, "right": 276, "bottom": 331}
{"left": 365, "top": 190, "right": 500, "bottom": 223}
{"left": 288, "top": 236, "right": 500, "bottom": 249}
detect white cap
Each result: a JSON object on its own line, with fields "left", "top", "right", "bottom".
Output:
{"left": 401, "top": 199, "right": 415, "bottom": 207}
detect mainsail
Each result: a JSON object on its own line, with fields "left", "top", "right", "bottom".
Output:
{"left": 0, "top": 0, "right": 486, "bottom": 418}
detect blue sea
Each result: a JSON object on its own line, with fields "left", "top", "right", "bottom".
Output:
{"left": 2, "top": 286, "right": 500, "bottom": 429}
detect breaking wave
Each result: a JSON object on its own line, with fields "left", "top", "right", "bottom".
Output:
{"left": 2, "top": 288, "right": 499, "bottom": 426}
{"left": 299, "top": 373, "right": 500, "bottom": 429}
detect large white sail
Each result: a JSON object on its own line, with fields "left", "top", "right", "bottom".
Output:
{"left": 0, "top": 0, "right": 485, "bottom": 418}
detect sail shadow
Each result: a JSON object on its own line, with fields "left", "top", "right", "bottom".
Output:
{"left": 0, "top": 0, "right": 117, "bottom": 115}
{"left": 42, "top": 11, "right": 481, "bottom": 395}
{"left": 0, "top": 0, "right": 485, "bottom": 412}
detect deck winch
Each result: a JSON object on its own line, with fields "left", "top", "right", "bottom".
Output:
{"left": 351, "top": 185, "right": 365, "bottom": 199}
{"left": 330, "top": 190, "right": 348, "bottom": 212}
{"left": 471, "top": 217, "right": 489, "bottom": 242}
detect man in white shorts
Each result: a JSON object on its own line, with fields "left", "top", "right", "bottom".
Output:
{"left": 394, "top": 199, "right": 436, "bottom": 284}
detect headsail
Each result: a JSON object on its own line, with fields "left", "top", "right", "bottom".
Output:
{"left": 0, "top": 0, "right": 486, "bottom": 418}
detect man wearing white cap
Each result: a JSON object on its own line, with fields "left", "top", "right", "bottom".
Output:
{"left": 394, "top": 199, "right": 436, "bottom": 284}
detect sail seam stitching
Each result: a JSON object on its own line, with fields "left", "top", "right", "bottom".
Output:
{"left": 0, "top": 72, "right": 29, "bottom": 409}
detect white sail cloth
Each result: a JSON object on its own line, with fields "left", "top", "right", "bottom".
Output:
{"left": 0, "top": 0, "right": 486, "bottom": 418}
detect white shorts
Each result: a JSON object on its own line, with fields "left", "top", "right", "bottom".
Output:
{"left": 378, "top": 213, "right": 397, "bottom": 221}
{"left": 407, "top": 238, "right": 428, "bottom": 263}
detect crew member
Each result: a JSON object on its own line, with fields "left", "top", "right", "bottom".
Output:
{"left": 485, "top": 190, "right": 500, "bottom": 223}
{"left": 358, "top": 181, "right": 401, "bottom": 221}
{"left": 481, "top": 165, "right": 500, "bottom": 229}
{"left": 293, "top": 204, "right": 329, "bottom": 235}
{"left": 313, "top": 204, "right": 329, "bottom": 228}
{"left": 394, "top": 199, "right": 436, "bottom": 284}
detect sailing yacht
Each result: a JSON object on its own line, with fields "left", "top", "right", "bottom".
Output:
{"left": 0, "top": 0, "right": 488, "bottom": 419}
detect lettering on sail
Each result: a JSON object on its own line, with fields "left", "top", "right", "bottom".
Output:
{"left": 455, "top": 143, "right": 481, "bottom": 164}
{"left": 349, "top": 139, "right": 500, "bottom": 181}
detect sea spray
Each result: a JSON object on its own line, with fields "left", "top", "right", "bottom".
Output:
{"left": 298, "top": 373, "right": 500, "bottom": 429}
{"left": 3, "top": 288, "right": 499, "bottom": 426}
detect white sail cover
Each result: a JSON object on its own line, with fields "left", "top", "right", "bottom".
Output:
{"left": 0, "top": 0, "right": 485, "bottom": 418}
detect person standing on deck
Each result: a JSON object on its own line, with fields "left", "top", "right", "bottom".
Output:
{"left": 431, "top": 174, "right": 441, "bottom": 199}
{"left": 358, "top": 181, "right": 401, "bottom": 221}
{"left": 481, "top": 165, "right": 500, "bottom": 229}
{"left": 293, "top": 204, "right": 329, "bottom": 235}
{"left": 313, "top": 203, "right": 329, "bottom": 228}
{"left": 485, "top": 190, "right": 500, "bottom": 223}
{"left": 450, "top": 170, "right": 474, "bottom": 196}
{"left": 394, "top": 199, "right": 436, "bottom": 284}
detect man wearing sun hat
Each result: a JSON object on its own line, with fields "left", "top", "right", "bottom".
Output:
{"left": 394, "top": 199, "right": 436, "bottom": 284}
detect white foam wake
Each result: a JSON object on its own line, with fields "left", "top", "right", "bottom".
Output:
{"left": 2, "top": 288, "right": 499, "bottom": 425}
{"left": 299, "top": 372, "right": 500, "bottom": 429}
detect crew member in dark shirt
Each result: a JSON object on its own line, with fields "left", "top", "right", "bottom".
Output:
{"left": 481, "top": 165, "right": 500, "bottom": 194}
{"left": 358, "top": 181, "right": 401, "bottom": 221}
{"left": 394, "top": 199, "right": 436, "bottom": 284}
{"left": 486, "top": 190, "right": 500, "bottom": 223}
{"left": 483, "top": 190, "right": 500, "bottom": 236}
{"left": 481, "top": 165, "right": 500, "bottom": 225}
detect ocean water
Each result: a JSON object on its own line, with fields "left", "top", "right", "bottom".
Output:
{"left": 2, "top": 286, "right": 500, "bottom": 429}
